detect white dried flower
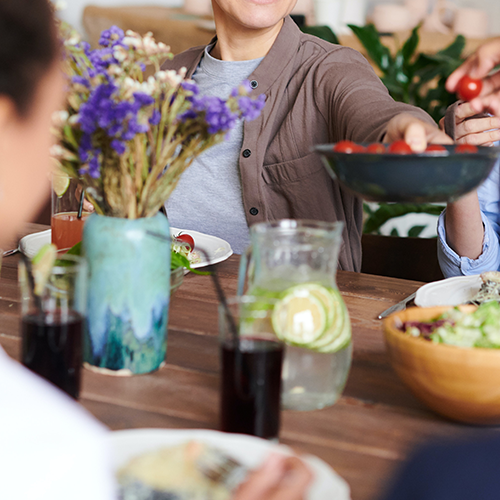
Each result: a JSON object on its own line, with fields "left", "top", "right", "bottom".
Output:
{"left": 122, "top": 36, "right": 140, "bottom": 49}
{"left": 52, "top": 110, "right": 69, "bottom": 126}
{"left": 64, "top": 35, "right": 81, "bottom": 46}
{"left": 113, "top": 46, "right": 128, "bottom": 62}
{"left": 53, "top": 0, "right": 67, "bottom": 11}
{"left": 155, "top": 70, "right": 183, "bottom": 87}
{"left": 107, "top": 64, "right": 123, "bottom": 77}
{"left": 50, "top": 144, "right": 66, "bottom": 157}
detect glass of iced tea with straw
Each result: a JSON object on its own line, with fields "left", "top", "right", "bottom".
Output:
{"left": 51, "top": 173, "right": 90, "bottom": 250}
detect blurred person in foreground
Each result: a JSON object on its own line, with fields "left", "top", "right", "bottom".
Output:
{"left": 437, "top": 38, "right": 500, "bottom": 277}
{"left": 380, "top": 432, "right": 500, "bottom": 500}
{"left": 0, "top": 1, "right": 115, "bottom": 499}
{"left": 0, "top": 2, "right": 314, "bottom": 499}
{"left": 161, "top": 0, "right": 452, "bottom": 267}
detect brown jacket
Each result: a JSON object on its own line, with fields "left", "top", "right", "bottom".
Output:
{"left": 162, "top": 16, "right": 434, "bottom": 271}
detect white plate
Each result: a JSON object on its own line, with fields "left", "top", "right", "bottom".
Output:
{"left": 415, "top": 275, "right": 483, "bottom": 308}
{"left": 170, "top": 227, "right": 232, "bottom": 268}
{"left": 110, "top": 428, "right": 351, "bottom": 500}
{"left": 18, "top": 227, "right": 233, "bottom": 268}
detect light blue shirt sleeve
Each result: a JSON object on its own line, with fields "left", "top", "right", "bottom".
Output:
{"left": 437, "top": 158, "right": 500, "bottom": 277}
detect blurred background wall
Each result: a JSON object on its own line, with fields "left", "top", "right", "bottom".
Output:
{"left": 58, "top": 0, "right": 500, "bottom": 39}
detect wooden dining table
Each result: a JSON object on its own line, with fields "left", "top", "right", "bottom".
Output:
{"left": 0, "top": 223, "right": 493, "bottom": 500}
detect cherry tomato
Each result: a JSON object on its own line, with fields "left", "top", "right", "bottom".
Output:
{"left": 388, "top": 140, "right": 413, "bottom": 154}
{"left": 333, "top": 141, "right": 365, "bottom": 153}
{"left": 175, "top": 233, "right": 195, "bottom": 252}
{"left": 455, "top": 144, "right": 478, "bottom": 154}
{"left": 366, "top": 143, "right": 386, "bottom": 153}
{"left": 425, "top": 144, "right": 447, "bottom": 153}
{"left": 457, "top": 75, "right": 483, "bottom": 101}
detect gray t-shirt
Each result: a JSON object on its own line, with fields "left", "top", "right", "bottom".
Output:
{"left": 165, "top": 46, "right": 263, "bottom": 255}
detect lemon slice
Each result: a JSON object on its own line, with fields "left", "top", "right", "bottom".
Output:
{"left": 272, "top": 286, "right": 328, "bottom": 345}
{"left": 32, "top": 243, "right": 57, "bottom": 295}
{"left": 53, "top": 172, "right": 70, "bottom": 197}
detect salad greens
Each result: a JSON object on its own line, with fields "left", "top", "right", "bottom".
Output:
{"left": 63, "top": 241, "right": 209, "bottom": 275}
{"left": 403, "top": 302, "right": 500, "bottom": 349}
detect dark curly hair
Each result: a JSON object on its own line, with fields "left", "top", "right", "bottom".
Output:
{"left": 0, "top": 0, "right": 58, "bottom": 117}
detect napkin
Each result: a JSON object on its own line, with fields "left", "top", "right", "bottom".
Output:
{"left": 0, "top": 347, "right": 116, "bottom": 500}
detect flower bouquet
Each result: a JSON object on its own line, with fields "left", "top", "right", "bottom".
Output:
{"left": 52, "top": 24, "right": 265, "bottom": 218}
{"left": 51, "top": 23, "right": 265, "bottom": 374}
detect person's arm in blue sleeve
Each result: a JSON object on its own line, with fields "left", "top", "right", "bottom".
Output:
{"left": 438, "top": 158, "right": 500, "bottom": 277}
{"left": 437, "top": 100, "right": 500, "bottom": 277}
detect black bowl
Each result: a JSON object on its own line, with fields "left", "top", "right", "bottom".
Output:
{"left": 315, "top": 144, "right": 500, "bottom": 203}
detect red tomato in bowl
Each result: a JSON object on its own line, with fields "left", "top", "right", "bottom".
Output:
{"left": 425, "top": 144, "right": 447, "bottom": 153}
{"left": 388, "top": 140, "right": 413, "bottom": 154}
{"left": 175, "top": 233, "right": 195, "bottom": 252}
{"left": 333, "top": 141, "right": 365, "bottom": 153}
{"left": 457, "top": 76, "right": 483, "bottom": 101}
{"left": 366, "top": 143, "right": 386, "bottom": 153}
{"left": 455, "top": 144, "right": 478, "bottom": 154}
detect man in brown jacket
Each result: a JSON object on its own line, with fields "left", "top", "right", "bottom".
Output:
{"left": 163, "top": 0, "right": 452, "bottom": 272}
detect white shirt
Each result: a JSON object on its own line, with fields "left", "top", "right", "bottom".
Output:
{"left": 0, "top": 347, "right": 116, "bottom": 500}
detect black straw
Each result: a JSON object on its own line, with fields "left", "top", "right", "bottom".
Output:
{"left": 77, "top": 189, "right": 85, "bottom": 219}
{"left": 146, "top": 230, "right": 239, "bottom": 341}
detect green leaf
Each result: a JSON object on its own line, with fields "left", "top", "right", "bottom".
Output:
{"left": 402, "top": 25, "right": 420, "bottom": 64}
{"left": 300, "top": 25, "right": 340, "bottom": 45}
{"left": 390, "top": 227, "right": 400, "bottom": 237}
{"left": 66, "top": 241, "right": 82, "bottom": 256}
{"left": 436, "top": 35, "right": 466, "bottom": 60}
{"left": 171, "top": 249, "right": 210, "bottom": 275}
{"left": 363, "top": 203, "right": 445, "bottom": 234}
{"left": 348, "top": 24, "right": 393, "bottom": 72}
{"left": 408, "top": 225, "right": 426, "bottom": 237}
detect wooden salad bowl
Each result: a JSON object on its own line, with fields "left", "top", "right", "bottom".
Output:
{"left": 383, "top": 305, "right": 500, "bottom": 425}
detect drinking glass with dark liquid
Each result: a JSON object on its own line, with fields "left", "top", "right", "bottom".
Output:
{"left": 219, "top": 296, "right": 284, "bottom": 441}
{"left": 19, "top": 253, "right": 87, "bottom": 399}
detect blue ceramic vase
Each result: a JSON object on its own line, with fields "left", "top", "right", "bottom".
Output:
{"left": 82, "top": 213, "right": 171, "bottom": 374}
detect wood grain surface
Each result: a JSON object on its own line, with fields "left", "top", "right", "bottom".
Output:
{"left": 0, "top": 224, "right": 493, "bottom": 500}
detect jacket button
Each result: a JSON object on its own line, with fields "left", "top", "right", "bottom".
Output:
{"left": 242, "top": 149, "right": 251, "bottom": 158}
{"left": 250, "top": 80, "right": 258, "bottom": 89}
{"left": 249, "top": 207, "right": 259, "bottom": 216}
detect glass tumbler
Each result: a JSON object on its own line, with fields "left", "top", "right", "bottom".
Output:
{"left": 219, "top": 296, "right": 284, "bottom": 441}
{"left": 51, "top": 174, "right": 90, "bottom": 250}
{"left": 19, "top": 253, "right": 87, "bottom": 399}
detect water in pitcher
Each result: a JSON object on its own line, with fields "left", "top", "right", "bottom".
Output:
{"left": 239, "top": 220, "right": 352, "bottom": 411}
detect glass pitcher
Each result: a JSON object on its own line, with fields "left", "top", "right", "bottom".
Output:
{"left": 238, "top": 219, "right": 352, "bottom": 411}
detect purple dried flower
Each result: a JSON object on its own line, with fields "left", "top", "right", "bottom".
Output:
{"left": 134, "top": 92, "right": 155, "bottom": 107}
{"left": 88, "top": 154, "right": 101, "bottom": 178}
{"left": 72, "top": 75, "right": 90, "bottom": 88}
{"left": 99, "top": 26, "right": 125, "bottom": 48}
{"left": 230, "top": 80, "right": 252, "bottom": 97}
{"left": 182, "top": 81, "right": 199, "bottom": 95}
{"left": 111, "top": 139, "right": 127, "bottom": 155}
{"left": 238, "top": 94, "right": 266, "bottom": 121}
{"left": 149, "top": 110, "right": 161, "bottom": 125}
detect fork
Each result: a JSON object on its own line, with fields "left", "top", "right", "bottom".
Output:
{"left": 195, "top": 445, "right": 248, "bottom": 491}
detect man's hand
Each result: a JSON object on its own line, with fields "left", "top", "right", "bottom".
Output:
{"left": 384, "top": 113, "right": 453, "bottom": 152}
{"left": 232, "top": 454, "right": 313, "bottom": 500}
{"left": 446, "top": 37, "right": 500, "bottom": 116}
{"left": 438, "top": 102, "right": 500, "bottom": 146}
